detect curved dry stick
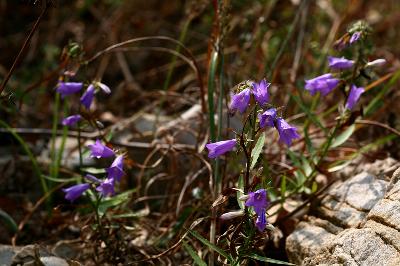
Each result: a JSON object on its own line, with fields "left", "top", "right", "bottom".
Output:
{"left": 85, "top": 35, "right": 206, "bottom": 113}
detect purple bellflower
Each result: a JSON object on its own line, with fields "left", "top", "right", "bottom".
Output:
{"left": 252, "top": 79, "right": 270, "bottom": 107}
{"left": 56, "top": 82, "right": 83, "bottom": 98}
{"left": 62, "top": 183, "right": 90, "bottom": 202}
{"left": 87, "top": 139, "right": 115, "bottom": 159}
{"left": 96, "top": 178, "right": 115, "bottom": 197}
{"left": 106, "top": 155, "right": 124, "bottom": 181}
{"left": 62, "top": 115, "right": 81, "bottom": 126}
{"left": 229, "top": 88, "right": 251, "bottom": 114}
{"left": 275, "top": 118, "right": 300, "bottom": 146}
{"left": 245, "top": 189, "right": 269, "bottom": 232}
{"left": 328, "top": 56, "right": 354, "bottom": 70}
{"left": 345, "top": 85, "right": 364, "bottom": 110}
{"left": 258, "top": 108, "right": 277, "bottom": 129}
{"left": 350, "top": 31, "right": 361, "bottom": 44}
{"left": 305, "top": 73, "right": 340, "bottom": 96}
{"left": 206, "top": 139, "right": 237, "bottom": 159}
{"left": 80, "top": 84, "right": 95, "bottom": 109}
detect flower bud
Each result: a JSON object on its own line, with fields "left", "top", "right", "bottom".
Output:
{"left": 366, "top": 59, "right": 386, "bottom": 68}
{"left": 219, "top": 210, "right": 244, "bottom": 220}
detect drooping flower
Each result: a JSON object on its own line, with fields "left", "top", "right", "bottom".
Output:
{"left": 62, "top": 115, "right": 81, "bottom": 126}
{"left": 62, "top": 183, "right": 90, "bottom": 202}
{"left": 205, "top": 139, "right": 237, "bottom": 159}
{"left": 366, "top": 59, "right": 386, "bottom": 68}
{"left": 245, "top": 189, "right": 269, "bottom": 213}
{"left": 345, "top": 85, "right": 364, "bottom": 110}
{"left": 328, "top": 56, "right": 354, "bottom": 70}
{"left": 87, "top": 139, "right": 115, "bottom": 159}
{"left": 349, "top": 31, "right": 361, "bottom": 44}
{"left": 56, "top": 82, "right": 83, "bottom": 98}
{"left": 305, "top": 73, "right": 340, "bottom": 96}
{"left": 258, "top": 108, "right": 277, "bottom": 129}
{"left": 245, "top": 189, "right": 269, "bottom": 232}
{"left": 229, "top": 88, "right": 251, "bottom": 114}
{"left": 275, "top": 118, "right": 300, "bottom": 146}
{"left": 106, "top": 155, "right": 124, "bottom": 181}
{"left": 252, "top": 79, "right": 270, "bottom": 107}
{"left": 80, "top": 84, "right": 95, "bottom": 109}
{"left": 96, "top": 178, "right": 115, "bottom": 197}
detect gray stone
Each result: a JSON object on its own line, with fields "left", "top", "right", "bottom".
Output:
{"left": 286, "top": 161, "right": 400, "bottom": 265}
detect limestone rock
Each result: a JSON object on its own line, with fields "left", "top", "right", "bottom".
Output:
{"left": 286, "top": 160, "right": 400, "bottom": 265}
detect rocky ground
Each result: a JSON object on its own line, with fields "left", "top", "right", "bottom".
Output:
{"left": 286, "top": 158, "right": 400, "bottom": 265}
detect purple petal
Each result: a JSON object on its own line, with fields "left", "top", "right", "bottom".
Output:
{"left": 258, "top": 108, "right": 277, "bottom": 129}
{"left": 62, "top": 183, "right": 90, "bottom": 202}
{"left": 80, "top": 84, "right": 95, "bottom": 109}
{"left": 305, "top": 73, "right": 339, "bottom": 96}
{"left": 245, "top": 189, "right": 268, "bottom": 210}
{"left": 62, "top": 115, "right": 81, "bottom": 126}
{"left": 56, "top": 82, "right": 83, "bottom": 98}
{"left": 275, "top": 118, "right": 300, "bottom": 146}
{"left": 87, "top": 139, "right": 115, "bottom": 158}
{"left": 252, "top": 79, "right": 270, "bottom": 107}
{"left": 328, "top": 56, "right": 354, "bottom": 70}
{"left": 229, "top": 88, "right": 251, "bottom": 114}
{"left": 106, "top": 155, "right": 124, "bottom": 181}
{"left": 96, "top": 178, "right": 115, "bottom": 197}
{"left": 345, "top": 85, "right": 364, "bottom": 110}
{"left": 350, "top": 31, "right": 361, "bottom": 44}
{"left": 205, "top": 139, "right": 236, "bottom": 159}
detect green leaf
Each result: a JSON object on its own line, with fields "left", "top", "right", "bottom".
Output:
{"left": 0, "top": 209, "right": 18, "bottom": 233}
{"left": 237, "top": 174, "right": 245, "bottom": 210}
{"left": 246, "top": 253, "right": 295, "bottom": 265}
{"left": 188, "top": 230, "right": 233, "bottom": 263}
{"left": 250, "top": 133, "right": 265, "bottom": 169}
{"left": 331, "top": 124, "right": 355, "bottom": 148}
{"left": 98, "top": 189, "right": 136, "bottom": 216}
{"left": 182, "top": 241, "right": 207, "bottom": 266}
{"left": 81, "top": 167, "right": 106, "bottom": 174}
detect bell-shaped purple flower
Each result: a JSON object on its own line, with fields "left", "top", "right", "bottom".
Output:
{"left": 106, "top": 155, "right": 124, "bottom": 181}
{"left": 62, "top": 183, "right": 90, "bottom": 202}
{"left": 56, "top": 82, "right": 83, "bottom": 98}
{"left": 258, "top": 108, "right": 277, "bottom": 129}
{"left": 245, "top": 189, "right": 269, "bottom": 232}
{"left": 252, "top": 79, "right": 270, "bottom": 107}
{"left": 62, "top": 115, "right": 81, "bottom": 126}
{"left": 229, "top": 88, "right": 251, "bottom": 114}
{"left": 245, "top": 189, "right": 269, "bottom": 212}
{"left": 87, "top": 139, "right": 115, "bottom": 159}
{"left": 275, "top": 118, "right": 300, "bottom": 146}
{"left": 328, "top": 56, "right": 354, "bottom": 70}
{"left": 96, "top": 178, "right": 115, "bottom": 197}
{"left": 345, "top": 85, "right": 364, "bottom": 110}
{"left": 350, "top": 31, "right": 361, "bottom": 44}
{"left": 206, "top": 139, "right": 237, "bottom": 159}
{"left": 305, "top": 73, "right": 340, "bottom": 96}
{"left": 80, "top": 84, "right": 95, "bottom": 109}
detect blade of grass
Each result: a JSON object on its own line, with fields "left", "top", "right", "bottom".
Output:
{"left": 183, "top": 241, "right": 208, "bottom": 266}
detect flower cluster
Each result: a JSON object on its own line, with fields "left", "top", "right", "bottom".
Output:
{"left": 56, "top": 81, "right": 111, "bottom": 126}
{"left": 304, "top": 56, "right": 365, "bottom": 110}
{"left": 245, "top": 189, "right": 269, "bottom": 231}
{"left": 62, "top": 140, "right": 124, "bottom": 202}
{"left": 206, "top": 79, "right": 300, "bottom": 159}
